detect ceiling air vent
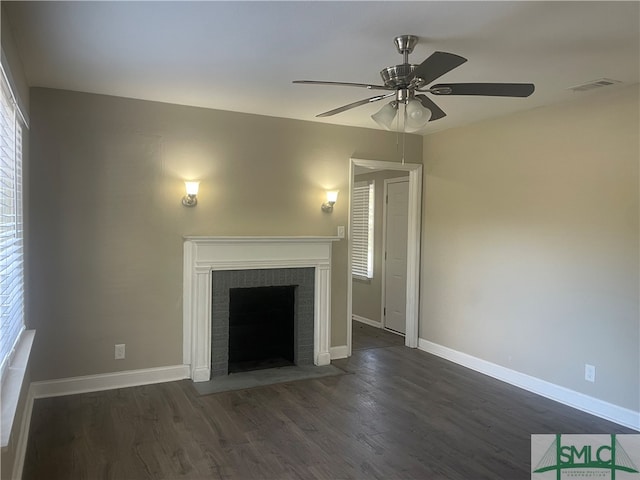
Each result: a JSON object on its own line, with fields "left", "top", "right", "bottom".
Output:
{"left": 568, "top": 78, "right": 622, "bottom": 92}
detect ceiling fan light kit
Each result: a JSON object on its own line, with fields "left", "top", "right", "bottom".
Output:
{"left": 405, "top": 98, "right": 432, "bottom": 131}
{"left": 294, "top": 34, "right": 535, "bottom": 132}
{"left": 371, "top": 101, "right": 398, "bottom": 129}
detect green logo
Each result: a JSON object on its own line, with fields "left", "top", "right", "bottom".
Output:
{"left": 532, "top": 434, "right": 639, "bottom": 479}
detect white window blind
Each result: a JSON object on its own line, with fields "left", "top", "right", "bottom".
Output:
{"left": 352, "top": 181, "right": 374, "bottom": 279}
{"left": 0, "top": 66, "right": 25, "bottom": 378}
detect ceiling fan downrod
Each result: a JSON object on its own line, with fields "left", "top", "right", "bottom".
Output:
{"left": 381, "top": 35, "right": 427, "bottom": 91}
{"left": 394, "top": 34, "right": 419, "bottom": 64}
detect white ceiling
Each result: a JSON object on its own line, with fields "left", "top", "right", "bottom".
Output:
{"left": 4, "top": 1, "right": 639, "bottom": 135}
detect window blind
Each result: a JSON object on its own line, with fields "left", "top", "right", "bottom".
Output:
{"left": 352, "top": 181, "right": 374, "bottom": 279}
{"left": 0, "top": 66, "right": 24, "bottom": 378}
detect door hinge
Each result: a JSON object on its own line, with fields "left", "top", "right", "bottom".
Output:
{"left": 383, "top": 307, "right": 386, "bottom": 316}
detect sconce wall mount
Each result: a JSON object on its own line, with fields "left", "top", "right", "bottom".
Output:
{"left": 182, "top": 181, "right": 199, "bottom": 207}
{"left": 321, "top": 190, "right": 339, "bottom": 213}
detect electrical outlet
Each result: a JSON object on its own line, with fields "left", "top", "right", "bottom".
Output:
{"left": 585, "top": 364, "right": 596, "bottom": 382}
{"left": 337, "top": 226, "right": 345, "bottom": 238}
{"left": 115, "top": 344, "right": 125, "bottom": 360}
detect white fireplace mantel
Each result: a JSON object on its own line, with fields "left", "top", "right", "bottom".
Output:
{"left": 183, "top": 236, "right": 340, "bottom": 382}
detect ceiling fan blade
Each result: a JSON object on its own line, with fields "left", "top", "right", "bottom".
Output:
{"left": 431, "top": 83, "right": 535, "bottom": 97}
{"left": 415, "top": 94, "right": 446, "bottom": 121}
{"left": 293, "top": 80, "right": 391, "bottom": 90}
{"left": 316, "top": 92, "right": 395, "bottom": 117}
{"left": 407, "top": 51, "right": 467, "bottom": 85}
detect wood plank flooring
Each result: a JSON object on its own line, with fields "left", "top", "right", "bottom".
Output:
{"left": 352, "top": 321, "right": 404, "bottom": 351}
{"left": 24, "top": 326, "right": 634, "bottom": 479}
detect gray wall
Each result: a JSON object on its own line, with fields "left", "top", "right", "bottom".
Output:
{"left": 352, "top": 169, "right": 409, "bottom": 325}
{"left": 421, "top": 84, "right": 639, "bottom": 411}
{"left": 27, "top": 87, "right": 422, "bottom": 382}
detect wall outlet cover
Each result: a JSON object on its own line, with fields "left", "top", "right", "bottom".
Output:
{"left": 585, "top": 364, "right": 596, "bottom": 382}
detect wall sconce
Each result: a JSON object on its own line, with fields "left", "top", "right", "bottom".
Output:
{"left": 182, "top": 181, "right": 200, "bottom": 207}
{"left": 321, "top": 190, "right": 338, "bottom": 213}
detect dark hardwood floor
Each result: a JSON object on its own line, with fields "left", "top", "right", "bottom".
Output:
{"left": 352, "top": 321, "right": 405, "bottom": 351}
{"left": 24, "top": 326, "right": 634, "bottom": 480}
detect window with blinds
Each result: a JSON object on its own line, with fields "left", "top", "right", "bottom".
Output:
{"left": 351, "top": 181, "right": 374, "bottom": 279}
{"left": 0, "top": 67, "right": 25, "bottom": 378}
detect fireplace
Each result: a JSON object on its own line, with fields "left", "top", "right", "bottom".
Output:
{"left": 183, "top": 236, "right": 338, "bottom": 382}
{"left": 210, "top": 267, "right": 315, "bottom": 377}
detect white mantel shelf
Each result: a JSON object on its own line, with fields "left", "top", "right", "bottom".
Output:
{"left": 183, "top": 235, "right": 342, "bottom": 242}
{"left": 183, "top": 235, "right": 340, "bottom": 382}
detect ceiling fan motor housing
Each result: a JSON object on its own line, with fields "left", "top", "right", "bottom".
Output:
{"left": 380, "top": 64, "right": 426, "bottom": 90}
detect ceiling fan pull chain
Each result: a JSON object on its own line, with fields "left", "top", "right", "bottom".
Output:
{"left": 395, "top": 109, "right": 399, "bottom": 153}
{"left": 402, "top": 104, "right": 407, "bottom": 165}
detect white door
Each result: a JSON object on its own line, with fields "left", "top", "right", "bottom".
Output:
{"left": 383, "top": 178, "right": 409, "bottom": 335}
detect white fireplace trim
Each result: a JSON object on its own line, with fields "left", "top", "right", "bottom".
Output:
{"left": 183, "top": 236, "right": 339, "bottom": 382}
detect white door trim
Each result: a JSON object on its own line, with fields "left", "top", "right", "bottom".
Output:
{"left": 347, "top": 158, "right": 422, "bottom": 355}
{"left": 381, "top": 176, "right": 410, "bottom": 334}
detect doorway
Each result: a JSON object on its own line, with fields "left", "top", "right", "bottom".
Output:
{"left": 347, "top": 158, "right": 422, "bottom": 356}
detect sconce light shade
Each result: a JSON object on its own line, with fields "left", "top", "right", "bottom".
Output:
{"left": 371, "top": 102, "right": 398, "bottom": 130}
{"left": 405, "top": 99, "right": 432, "bottom": 132}
{"left": 182, "top": 181, "right": 199, "bottom": 207}
{"left": 322, "top": 190, "right": 339, "bottom": 213}
{"left": 185, "top": 181, "right": 200, "bottom": 195}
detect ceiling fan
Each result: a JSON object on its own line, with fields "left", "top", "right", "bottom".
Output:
{"left": 293, "top": 35, "right": 534, "bottom": 131}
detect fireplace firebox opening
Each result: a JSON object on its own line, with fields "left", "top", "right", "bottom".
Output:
{"left": 228, "top": 285, "right": 296, "bottom": 373}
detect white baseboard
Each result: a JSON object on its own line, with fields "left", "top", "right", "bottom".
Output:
{"left": 330, "top": 345, "right": 349, "bottom": 360}
{"left": 418, "top": 338, "right": 639, "bottom": 432}
{"left": 30, "top": 364, "right": 190, "bottom": 399}
{"left": 352, "top": 315, "right": 382, "bottom": 328}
